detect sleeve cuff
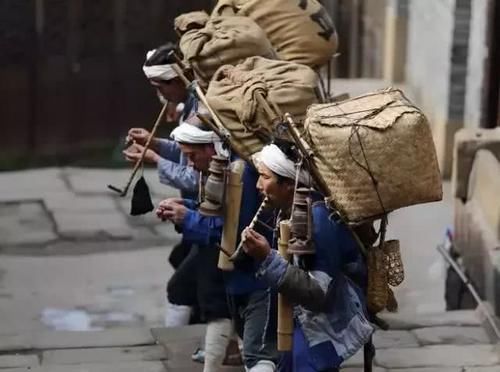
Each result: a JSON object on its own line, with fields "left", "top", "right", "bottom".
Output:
{"left": 256, "top": 250, "right": 288, "bottom": 287}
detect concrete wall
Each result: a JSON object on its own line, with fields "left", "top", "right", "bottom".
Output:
{"left": 405, "top": 0, "right": 472, "bottom": 177}
{"left": 406, "top": 0, "right": 454, "bottom": 129}
{"left": 464, "top": 0, "right": 489, "bottom": 129}
{"left": 454, "top": 145, "right": 500, "bottom": 314}
{"left": 383, "top": 0, "right": 408, "bottom": 82}
{"left": 360, "top": 0, "right": 386, "bottom": 78}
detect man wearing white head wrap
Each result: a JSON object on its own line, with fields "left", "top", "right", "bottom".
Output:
{"left": 254, "top": 144, "right": 312, "bottom": 188}
{"left": 143, "top": 49, "right": 179, "bottom": 81}
{"left": 242, "top": 143, "right": 373, "bottom": 372}
{"left": 171, "top": 123, "right": 229, "bottom": 158}
{"left": 124, "top": 42, "right": 200, "bottom": 196}
{"left": 124, "top": 43, "right": 237, "bottom": 372}
{"left": 158, "top": 141, "right": 279, "bottom": 371}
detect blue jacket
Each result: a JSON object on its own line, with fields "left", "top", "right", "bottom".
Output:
{"left": 155, "top": 92, "right": 201, "bottom": 199}
{"left": 181, "top": 163, "right": 270, "bottom": 295}
{"left": 257, "top": 196, "right": 373, "bottom": 371}
{"left": 156, "top": 139, "right": 199, "bottom": 199}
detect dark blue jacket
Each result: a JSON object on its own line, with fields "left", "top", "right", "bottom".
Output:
{"left": 181, "top": 163, "right": 270, "bottom": 295}
{"left": 258, "top": 193, "right": 373, "bottom": 371}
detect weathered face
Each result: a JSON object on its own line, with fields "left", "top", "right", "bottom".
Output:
{"left": 150, "top": 78, "right": 186, "bottom": 104}
{"left": 256, "top": 163, "right": 294, "bottom": 209}
{"left": 178, "top": 143, "right": 215, "bottom": 172}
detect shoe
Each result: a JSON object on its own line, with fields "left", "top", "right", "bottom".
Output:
{"left": 191, "top": 347, "right": 205, "bottom": 364}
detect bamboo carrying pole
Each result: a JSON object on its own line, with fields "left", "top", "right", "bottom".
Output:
{"left": 278, "top": 220, "right": 294, "bottom": 351}
{"left": 107, "top": 103, "right": 168, "bottom": 196}
{"left": 218, "top": 160, "right": 245, "bottom": 271}
{"left": 168, "top": 61, "right": 230, "bottom": 139}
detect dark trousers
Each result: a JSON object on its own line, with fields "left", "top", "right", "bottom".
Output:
{"left": 168, "top": 243, "right": 230, "bottom": 322}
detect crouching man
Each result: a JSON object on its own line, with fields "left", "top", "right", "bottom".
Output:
{"left": 242, "top": 144, "right": 374, "bottom": 372}
{"left": 157, "top": 124, "right": 279, "bottom": 372}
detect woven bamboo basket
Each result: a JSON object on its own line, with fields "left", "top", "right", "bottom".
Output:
{"left": 305, "top": 88, "right": 443, "bottom": 222}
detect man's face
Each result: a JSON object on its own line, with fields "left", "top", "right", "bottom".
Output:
{"left": 150, "top": 78, "right": 186, "bottom": 104}
{"left": 179, "top": 143, "right": 215, "bottom": 172}
{"left": 256, "top": 163, "right": 294, "bottom": 209}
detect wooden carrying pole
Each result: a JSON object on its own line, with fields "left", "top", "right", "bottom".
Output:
{"left": 218, "top": 160, "right": 245, "bottom": 271}
{"left": 108, "top": 103, "right": 168, "bottom": 196}
{"left": 168, "top": 61, "right": 230, "bottom": 139}
{"left": 278, "top": 220, "right": 294, "bottom": 351}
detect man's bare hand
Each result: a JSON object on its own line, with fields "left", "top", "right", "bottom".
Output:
{"left": 242, "top": 228, "right": 271, "bottom": 262}
{"left": 123, "top": 143, "right": 160, "bottom": 164}
{"left": 126, "top": 128, "right": 150, "bottom": 146}
{"left": 156, "top": 198, "right": 186, "bottom": 225}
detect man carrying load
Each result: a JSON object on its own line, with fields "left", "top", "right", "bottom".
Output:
{"left": 242, "top": 143, "right": 373, "bottom": 372}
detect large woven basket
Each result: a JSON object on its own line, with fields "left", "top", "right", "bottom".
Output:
{"left": 305, "top": 88, "right": 443, "bottom": 222}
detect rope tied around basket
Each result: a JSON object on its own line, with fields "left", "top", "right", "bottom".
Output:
{"left": 340, "top": 100, "right": 397, "bottom": 242}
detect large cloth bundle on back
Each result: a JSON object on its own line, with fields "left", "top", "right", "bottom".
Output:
{"left": 207, "top": 56, "right": 319, "bottom": 159}
{"left": 305, "top": 88, "right": 443, "bottom": 222}
{"left": 178, "top": 16, "right": 276, "bottom": 88}
{"left": 212, "top": 0, "right": 338, "bottom": 68}
{"left": 174, "top": 11, "right": 210, "bottom": 35}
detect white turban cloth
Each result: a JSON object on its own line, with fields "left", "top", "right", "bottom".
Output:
{"left": 142, "top": 49, "right": 178, "bottom": 81}
{"left": 171, "top": 123, "right": 229, "bottom": 158}
{"left": 254, "top": 144, "right": 312, "bottom": 187}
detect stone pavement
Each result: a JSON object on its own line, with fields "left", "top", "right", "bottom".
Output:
{"left": 0, "top": 311, "right": 498, "bottom": 371}
{"left": 0, "top": 167, "right": 179, "bottom": 253}
{"left": 0, "top": 324, "right": 240, "bottom": 372}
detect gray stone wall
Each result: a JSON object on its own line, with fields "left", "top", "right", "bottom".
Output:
{"left": 464, "top": 0, "right": 489, "bottom": 129}
{"left": 406, "top": 0, "right": 455, "bottom": 126}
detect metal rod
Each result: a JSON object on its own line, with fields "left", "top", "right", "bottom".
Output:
{"left": 107, "top": 103, "right": 168, "bottom": 196}
{"left": 437, "top": 244, "right": 500, "bottom": 342}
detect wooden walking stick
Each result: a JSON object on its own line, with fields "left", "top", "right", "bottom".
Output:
{"left": 167, "top": 52, "right": 231, "bottom": 140}
{"left": 278, "top": 220, "right": 294, "bottom": 351}
{"left": 107, "top": 103, "right": 168, "bottom": 197}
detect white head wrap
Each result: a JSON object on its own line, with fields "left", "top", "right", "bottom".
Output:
{"left": 142, "top": 49, "right": 178, "bottom": 81}
{"left": 254, "top": 144, "right": 312, "bottom": 187}
{"left": 171, "top": 123, "right": 229, "bottom": 157}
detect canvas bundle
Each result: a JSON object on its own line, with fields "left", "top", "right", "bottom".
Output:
{"left": 305, "top": 88, "right": 443, "bottom": 223}
{"left": 178, "top": 16, "right": 276, "bottom": 88}
{"left": 206, "top": 56, "right": 319, "bottom": 159}
{"left": 174, "top": 11, "right": 209, "bottom": 36}
{"left": 212, "top": 0, "right": 338, "bottom": 68}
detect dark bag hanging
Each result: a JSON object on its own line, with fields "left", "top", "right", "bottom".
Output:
{"left": 130, "top": 175, "right": 154, "bottom": 216}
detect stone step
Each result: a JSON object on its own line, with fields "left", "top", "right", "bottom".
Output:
{"left": 380, "top": 310, "right": 480, "bottom": 330}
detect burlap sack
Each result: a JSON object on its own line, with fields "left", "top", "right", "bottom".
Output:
{"left": 174, "top": 11, "right": 209, "bottom": 36}
{"left": 305, "top": 88, "right": 443, "bottom": 222}
{"left": 212, "top": 0, "right": 338, "bottom": 67}
{"left": 206, "top": 56, "right": 319, "bottom": 159}
{"left": 179, "top": 16, "right": 276, "bottom": 88}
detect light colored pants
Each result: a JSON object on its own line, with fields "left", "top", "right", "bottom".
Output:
{"left": 203, "top": 318, "right": 232, "bottom": 372}
{"left": 246, "top": 360, "right": 276, "bottom": 372}
{"left": 164, "top": 300, "right": 191, "bottom": 327}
